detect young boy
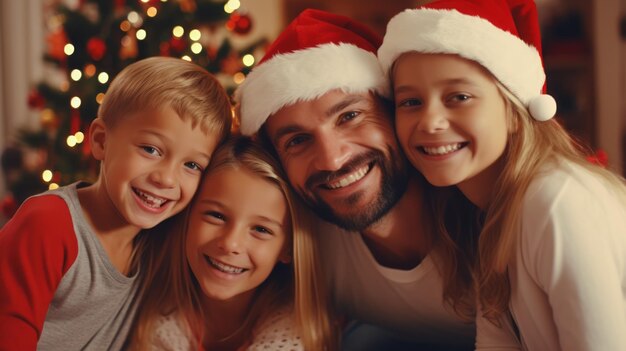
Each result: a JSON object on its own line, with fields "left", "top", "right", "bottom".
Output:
{"left": 0, "top": 57, "right": 232, "bottom": 350}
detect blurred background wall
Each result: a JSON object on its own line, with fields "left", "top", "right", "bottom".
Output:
{"left": 1, "top": 0, "right": 625, "bottom": 224}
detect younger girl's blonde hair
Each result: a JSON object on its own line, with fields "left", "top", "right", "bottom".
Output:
{"left": 129, "top": 136, "right": 336, "bottom": 350}
{"left": 98, "top": 56, "right": 232, "bottom": 141}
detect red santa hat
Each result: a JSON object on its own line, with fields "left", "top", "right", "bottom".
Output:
{"left": 234, "top": 9, "right": 389, "bottom": 135}
{"left": 378, "top": 0, "right": 557, "bottom": 121}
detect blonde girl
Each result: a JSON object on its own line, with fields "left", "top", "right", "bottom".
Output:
{"left": 128, "top": 136, "right": 336, "bottom": 350}
{"left": 378, "top": 0, "right": 626, "bottom": 350}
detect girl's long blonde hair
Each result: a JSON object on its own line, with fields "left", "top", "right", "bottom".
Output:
{"left": 128, "top": 136, "right": 336, "bottom": 350}
{"left": 477, "top": 83, "right": 626, "bottom": 322}
{"left": 427, "top": 80, "right": 626, "bottom": 324}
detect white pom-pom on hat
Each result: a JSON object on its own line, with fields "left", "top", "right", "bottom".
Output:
{"left": 528, "top": 94, "right": 557, "bottom": 122}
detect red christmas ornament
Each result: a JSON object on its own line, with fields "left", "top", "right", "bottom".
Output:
{"left": 87, "top": 37, "right": 107, "bottom": 61}
{"left": 27, "top": 89, "right": 46, "bottom": 109}
{"left": 169, "top": 37, "right": 187, "bottom": 54}
{"left": 226, "top": 12, "right": 253, "bottom": 35}
{"left": 586, "top": 148, "right": 609, "bottom": 168}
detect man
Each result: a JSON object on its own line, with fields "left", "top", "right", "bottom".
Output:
{"left": 235, "top": 9, "right": 475, "bottom": 350}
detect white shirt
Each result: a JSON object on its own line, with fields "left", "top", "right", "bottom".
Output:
{"left": 317, "top": 221, "right": 475, "bottom": 347}
{"left": 476, "top": 161, "right": 626, "bottom": 350}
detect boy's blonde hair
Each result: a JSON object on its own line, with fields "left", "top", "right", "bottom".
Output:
{"left": 129, "top": 136, "right": 337, "bottom": 350}
{"left": 99, "top": 56, "right": 231, "bottom": 142}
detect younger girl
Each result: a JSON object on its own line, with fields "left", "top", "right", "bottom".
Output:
{"left": 128, "top": 136, "right": 336, "bottom": 350}
{"left": 378, "top": 0, "right": 626, "bottom": 350}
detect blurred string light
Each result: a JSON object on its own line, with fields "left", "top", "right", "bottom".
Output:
{"left": 70, "top": 69, "right": 82, "bottom": 81}
{"left": 49, "top": 183, "right": 59, "bottom": 190}
{"left": 42, "top": 170, "right": 53, "bottom": 182}
{"left": 70, "top": 96, "right": 81, "bottom": 109}
{"left": 182, "top": 55, "right": 191, "bottom": 61}
{"left": 242, "top": 54, "right": 254, "bottom": 67}
{"left": 136, "top": 29, "right": 147, "bottom": 40}
{"left": 189, "top": 29, "right": 201, "bottom": 41}
{"left": 147, "top": 7, "right": 158, "bottom": 17}
{"left": 96, "top": 93, "right": 105, "bottom": 104}
{"left": 97, "top": 72, "right": 109, "bottom": 84}
{"left": 224, "top": 0, "right": 240, "bottom": 13}
{"left": 233, "top": 72, "right": 245, "bottom": 84}
{"left": 173, "top": 26, "right": 184, "bottom": 37}
{"left": 191, "top": 42, "right": 202, "bottom": 54}
{"left": 64, "top": 43, "right": 75, "bottom": 56}
{"left": 66, "top": 131, "right": 85, "bottom": 148}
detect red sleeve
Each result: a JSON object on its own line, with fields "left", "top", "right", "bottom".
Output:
{"left": 0, "top": 195, "right": 78, "bottom": 350}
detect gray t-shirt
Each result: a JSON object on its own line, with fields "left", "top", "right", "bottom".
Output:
{"left": 37, "top": 183, "right": 140, "bottom": 350}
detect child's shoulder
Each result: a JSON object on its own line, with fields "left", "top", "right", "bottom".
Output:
{"left": 523, "top": 161, "right": 604, "bottom": 211}
{"left": 249, "top": 306, "right": 303, "bottom": 351}
{"left": 12, "top": 192, "right": 72, "bottom": 229}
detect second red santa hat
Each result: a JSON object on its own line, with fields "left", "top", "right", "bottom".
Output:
{"left": 378, "top": 0, "right": 557, "bottom": 121}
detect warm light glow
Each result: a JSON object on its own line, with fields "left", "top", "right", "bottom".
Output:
{"left": 84, "top": 64, "right": 96, "bottom": 77}
{"left": 75, "top": 131, "right": 85, "bottom": 143}
{"left": 136, "top": 29, "right": 147, "bottom": 40}
{"left": 64, "top": 44, "right": 75, "bottom": 56}
{"left": 127, "top": 11, "right": 140, "bottom": 24}
{"left": 41, "top": 109, "right": 55, "bottom": 123}
{"left": 181, "top": 55, "right": 191, "bottom": 62}
{"left": 191, "top": 43, "right": 202, "bottom": 54}
{"left": 233, "top": 72, "right": 245, "bottom": 84}
{"left": 242, "top": 54, "right": 255, "bottom": 67}
{"left": 70, "top": 96, "right": 82, "bottom": 108}
{"left": 42, "top": 170, "right": 53, "bottom": 182}
{"left": 49, "top": 183, "right": 59, "bottom": 190}
{"left": 98, "top": 72, "right": 109, "bottom": 84}
{"left": 60, "top": 81, "right": 69, "bottom": 92}
{"left": 140, "top": 0, "right": 150, "bottom": 3}
{"left": 189, "top": 29, "right": 201, "bottom": 41}
{"left": 172, "top": 26, "right": 184, "bottom": 38}
{"left": 224, "top": 3, "right": 235, "bottom": 13}
{"left": 96, "top": 93, "right": 105, "bottom": 104}
{"left": 120, "top": 20, "right": 131, "bottom": 32}
{"left": 226, "top": 0, "right": 241, "bottom": 11}
{"left": 70, "top": 69, "right": 82, "bottom": 81}
{"left": 147, "top": 7, "right": 158, "bottom": 17}
{"left": 67, "top": 135, "right": 77, "bottom": 147}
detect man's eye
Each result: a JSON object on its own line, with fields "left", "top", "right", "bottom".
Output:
{"left": 339, "top": 111, "right": 359, "bottom": 123}
{"left": 285, "top": 135, "right": 309, "bottom": 149}
{"left": 397, "top": 98, "right": 421, "bottom": 108}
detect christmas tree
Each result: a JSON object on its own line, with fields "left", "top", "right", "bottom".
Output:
{"left": 1, "top": 0, "right": 266, "bottom": 219}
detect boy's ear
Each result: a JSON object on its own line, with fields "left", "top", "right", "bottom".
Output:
{"left": 89, "top": 118, "right": 107, "bottom": 161}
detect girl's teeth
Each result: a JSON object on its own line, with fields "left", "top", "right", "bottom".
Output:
{"left": 423, "top": 143, "right": 462, "bottom": 156}
{"left": 208, "top": 257, "right": 245, "bottom": 274}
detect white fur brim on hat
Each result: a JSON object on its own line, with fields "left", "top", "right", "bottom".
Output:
{"left": 234, "top": 43, "right": 389, "bottom": 135}
{"left": 378, "top": 8, "right": 545, "bottom": 109}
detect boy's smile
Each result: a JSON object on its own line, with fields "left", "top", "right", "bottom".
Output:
{"left": 92, "top": 105, "right": 218, "bottom": 230}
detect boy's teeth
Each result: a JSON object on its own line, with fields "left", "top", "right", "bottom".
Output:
{"left": 208, "top": 257, "right": 245, "bottom": 274}
{"left": 422, "top": 143, "right": 462, "bottom": 156}
{"left": 135, "top": 189, "right": 167, "bottom": 208}
{"left": 328, "top": 165, "right": 370, "bottom": 189}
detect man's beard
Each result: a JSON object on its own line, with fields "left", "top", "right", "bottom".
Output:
{"left": 299, "top": 146, "right": 409, "bottom": 232}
